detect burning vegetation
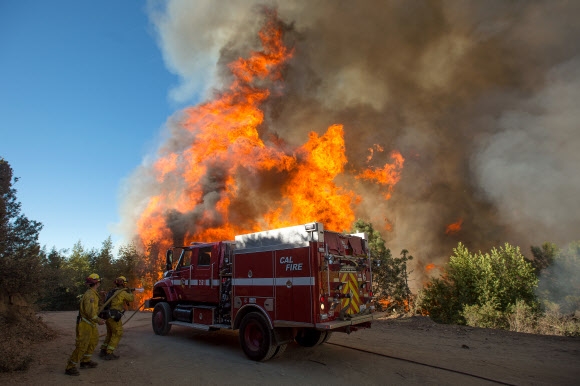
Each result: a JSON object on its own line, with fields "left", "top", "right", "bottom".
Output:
{"left": 132, "top": 11, "right": 403, "bottom": 259}
{"left": 116, "top": 1, "right": 580, "bottom": 326}
{"left": 122, "top": 1, "right": 580, "bottom": 289}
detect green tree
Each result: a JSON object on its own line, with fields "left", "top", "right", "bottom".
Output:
{"left": 141, "top": 240, "right": 163, "bottom": 292}
{"left": 529, "top": 242, "right": 558, "bottom": 274}
{"left": 66, "top": 241, "right": 93, "bottom": 298}
{"left": 0, "top": 159, "right": 57, "bottom": 372}
{"left": 92, "top": 236, "right": 116, "bottom": 286}
{"left": 116, "top": 242, "right": 142, "bottom": 286}
{"left": 37, "top": 247, "right": 79, "bottom": 310}
{"left": 352, "top": 219, "right": 412, "bottom": 311}
{"left": 0, "top": 158, "right": 44, "bottom": 301}
{"left": 419, "top": 242, "right": 538, "bottom": 327}
{"left": 115, "top": 242, "right": 151, "bottom": 309}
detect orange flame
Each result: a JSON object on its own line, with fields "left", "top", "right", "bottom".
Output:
{"left": 384, "top": 218, "right": 394, "bottom": 232}
{"left": 264, "top": 124, "right": 358, "bottom": 230}
{"left": 379, "top": 297, "right": 411, "bottom": 313}
{"left": 357, "top": 150, "right": 405, "bottom": 199}
{"left": 134, "top": 11, "right": 404, "bottom": 267}
{"left": 425, "top": 263, "right": 436, "bottom": 272}
{"left": 379, "top": 298, "right": 391, "bottom": 308}
{"left": 445, "top": 218, "right": 463, "bottom": 235}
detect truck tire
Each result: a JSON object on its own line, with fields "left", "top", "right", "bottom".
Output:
{"left": 271, "top": 343, "right": 287, "bottom": 359}
{"left": 239, "top": 312, "right": 277, "bottom": 361}
{"left": 295, "top": 329, "right": 326, "bottom": 347}
{"left": 152, "top": 302, "right": 172, "bottom": 335}
{"left": 322, "top": 331, "right": 333, "bottom": 343}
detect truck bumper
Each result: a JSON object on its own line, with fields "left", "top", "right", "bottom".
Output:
{"left": 315, "top": 313, "right": 374, "bottom": 330}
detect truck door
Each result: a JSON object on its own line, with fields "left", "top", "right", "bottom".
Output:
{"left": 274, "top": 247, "right": 313, "bottom": 323}
{"left": 170, "top": 247, "right": 193, "bottom": 301}
{"left": 189, "top": 244, "right": 220, "bottom": 303}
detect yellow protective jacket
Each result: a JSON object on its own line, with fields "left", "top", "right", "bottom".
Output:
{"left": 109, "top": 288, "right": 135, "bottom": 311}
{"left": 79, "top": 287, "right": 101, "bottom": 325}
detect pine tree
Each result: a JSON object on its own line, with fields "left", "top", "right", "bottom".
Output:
{"left": 0, "top": 158, "right": 44, "bottom": 300}
{"left": 352, "top": 219, "right": 412, "bottom": 311}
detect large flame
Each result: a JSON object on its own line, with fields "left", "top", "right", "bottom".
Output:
{"left": 135, "top": 11, "right": 403, "bottom": 257}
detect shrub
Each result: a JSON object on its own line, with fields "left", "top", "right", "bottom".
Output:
{"left": 463, "top": 301, "right": 508, "bottom": 329}
{"left": 506, "top": 300, "right": 537, "bottom": 333}
{"left": 419, "top": 242, "right": 538, "bottom": 326}
{"left": 534, "top": 303, "right": 580, "bottom": 337}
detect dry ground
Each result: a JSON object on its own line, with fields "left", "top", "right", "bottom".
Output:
{"left": 1, "top": 311, "right": 579, "bottom": 385}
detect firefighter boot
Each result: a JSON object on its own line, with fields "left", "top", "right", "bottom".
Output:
{"left": 80, "top": 360, "right": 99, "bottom": 369}
{"left": 99, "top": 348, "right": 107, "bottom": 358}
{"left": 65, "top": 367, "right": 80, "bottom": 376}
{"left": 104, "top": 352, "right": 119, "bottom": 360}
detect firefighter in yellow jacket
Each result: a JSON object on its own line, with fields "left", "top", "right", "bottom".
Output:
{"left": 99, "top": 276, "right": 135, "bottom": 360}
{"left": 65, "top": 273, "right": 106, "bottom": 376}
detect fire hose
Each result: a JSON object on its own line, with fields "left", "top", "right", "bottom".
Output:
{"left": 97, "top": 289, "right": 123, "bottom": 315}
{"left": 121, "top": 302, "right": 145, "bottom": 327}
{"left": 97, "top": 288, "right": 144, "bottom": 326}
{"left": 97, "top": 302, "right": 146, "bottom": 337}
{"left": 98, "top": 287, "right": 144, "bottom": 313}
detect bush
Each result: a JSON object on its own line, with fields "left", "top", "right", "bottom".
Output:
{"left": 534, "top": 303, "right": 580, "bottom": 337}
{"left": 506, "top": 300, "right": 537, "bottom": 333}
{"left": 462, "top": 301, "right": 507, "bottom": 329}
{"left": 420, "top": 277, "right": 461, "bottom": 324}
{"left": 419, "top": 242, "right": 538, "bottom": 326}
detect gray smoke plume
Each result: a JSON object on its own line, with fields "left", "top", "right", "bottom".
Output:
{"left": 120, "top": 0, "right": 580, "bottom": 287}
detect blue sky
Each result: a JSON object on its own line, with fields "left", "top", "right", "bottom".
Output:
{"left": 1, "top": 1, "right": 184, "bottom": 252}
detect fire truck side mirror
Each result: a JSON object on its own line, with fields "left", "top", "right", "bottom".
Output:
{"left": 165, "top": 249, "right": 173, "bottom": 272}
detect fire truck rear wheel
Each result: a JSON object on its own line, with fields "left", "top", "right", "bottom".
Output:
{"left": 239, "top": 312, "right": 277, "bottom": 361}
{"left": 152, "top": 302, "right": 172, "bottom": 336}
{"left": 295, "top": 329, "right": 326, "bottom": 347}
{"left": 322, "top": 331, "right": 333, "bottom": 343}
{"left": 271, "top": 343, "right": 287, "bottom": 359}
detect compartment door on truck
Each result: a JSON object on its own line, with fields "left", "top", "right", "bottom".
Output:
{"left": 274, "top": 247, "right": 313, "bottom": 323}
{"left": 233, "top": 250, "right": 275, "bottom": 307}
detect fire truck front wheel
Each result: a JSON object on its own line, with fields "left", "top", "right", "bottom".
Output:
{"left": 239, "top": 312, "right": 277, "bottom": 361}
{"left": 152, "top": 302, "right": 172, "bottom": 335}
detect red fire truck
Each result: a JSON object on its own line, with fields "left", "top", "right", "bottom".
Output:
{"left": 145, "top": 222, "right": 376, "bottom": 361}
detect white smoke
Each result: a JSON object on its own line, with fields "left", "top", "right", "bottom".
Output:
{"left": 473, "top": 57, "right": 580, "bottom": 245}
{"left": 146, "top": 0, "right": 261, "bottom": 103}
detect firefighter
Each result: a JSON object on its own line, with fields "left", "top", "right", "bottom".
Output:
{"left": 99, "top": 276, "right": 135, "bottom": 360}
{"left": 65, "top": 273, "right": 106, "bottom": 376}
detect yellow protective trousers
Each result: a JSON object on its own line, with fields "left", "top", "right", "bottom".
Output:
{"left": 100, "top": 317, "right": 123, "bottom": 354}
{"left": 66, "top": 319, "right": 99, "bottom": 369}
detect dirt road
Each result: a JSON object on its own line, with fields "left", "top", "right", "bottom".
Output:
{"left": 1, "top": 311, "right": 578, "bottom": 385}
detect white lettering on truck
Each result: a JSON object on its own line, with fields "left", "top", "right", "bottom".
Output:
{"left": 279, "top": 256, "right": 303, "bottom": 271}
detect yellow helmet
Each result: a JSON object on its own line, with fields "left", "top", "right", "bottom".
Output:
{"left": 86, "top": 273, "right": 101, "bottom": 285}
{"left": 115, "top": 276, "right": 128, "bottom": 286}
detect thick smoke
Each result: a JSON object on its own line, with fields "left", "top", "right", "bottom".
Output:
{"left": 121, "top": 0, "right": 580, "bottom": 287}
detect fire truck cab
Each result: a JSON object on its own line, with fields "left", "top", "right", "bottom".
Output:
{"left": 145, "top": 222, "right": 375, "bottom": 361}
